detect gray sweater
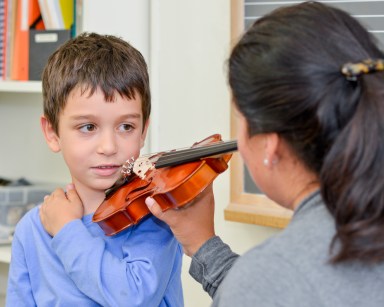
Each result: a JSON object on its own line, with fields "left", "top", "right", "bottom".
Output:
{"left": 189, "top": 191, "right": 384, "bottom": 306}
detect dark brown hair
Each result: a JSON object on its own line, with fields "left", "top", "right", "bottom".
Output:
{"left": 229, "top": 1, "right": 384, "bottom": 263}
{"left": 42, "top": 32, "right": 151, "bottom": 134}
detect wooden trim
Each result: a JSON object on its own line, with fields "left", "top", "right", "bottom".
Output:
{"left": 230, "top": 0, "right": 243, "bottom": 48}
{"left": 225, "top": 0, "right": 292, "bottom": 228}
{"left": 225, "top": 191, "right": 292, "bottom": 228}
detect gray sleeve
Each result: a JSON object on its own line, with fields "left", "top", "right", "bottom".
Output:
{"left": 189, "top": 236, "right": 239, "bottom": 298}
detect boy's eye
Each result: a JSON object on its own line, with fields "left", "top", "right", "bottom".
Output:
{"left": 119, "top": 124, "right": 134, "bottom": 131}
{"left": 79, "top": 124, "right": 96, "bottom": 132}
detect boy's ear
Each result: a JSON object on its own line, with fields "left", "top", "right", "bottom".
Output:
{"left": 40, "top": 115, "right": 61, "bottom": 153}
{"left": 140, "top": 118, "right": 150, "bottom": 149}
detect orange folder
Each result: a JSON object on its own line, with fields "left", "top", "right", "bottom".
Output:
{"left": 10, "top": 0, "right": 44, "bottom": 81}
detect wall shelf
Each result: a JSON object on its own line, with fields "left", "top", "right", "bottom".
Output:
{"left": 0, "top": 245, "right": 11, "bottom": 264}
{"left": 0, "top": 81, "right": 42, "bottom": 94}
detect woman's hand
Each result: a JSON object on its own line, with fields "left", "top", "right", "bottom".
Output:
{"left": 39, "top": 184, "right": 84, "bottom": 237}
{"left": 145, "top": 183, "right": 216, "bottom": 256}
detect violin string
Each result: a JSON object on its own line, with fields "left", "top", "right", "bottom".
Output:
{"left": 157, "top": 141, "right": 237, "bottom": 160}
{"left": 155, "top": 141, "right": 238, "bottom": 168}
{"left": 137, "top": 140, "right": 236, "bottom": 159}
{"left": 138, "top": 146, "right": 192, "bottom": 159}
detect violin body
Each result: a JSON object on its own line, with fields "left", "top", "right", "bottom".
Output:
{"left": 92, "top": 134, "right": 234, "bottom": 236}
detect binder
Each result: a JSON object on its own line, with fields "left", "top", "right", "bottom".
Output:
{"left": 10, "top": 0, "right": 44, "bottom": 81}
{"left": 28, "top": 29, "right": 70, "bottom": 80}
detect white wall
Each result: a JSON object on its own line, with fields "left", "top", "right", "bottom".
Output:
{"left": 81, "top": 0, "right": 151, "bottom": 154}
{"left": 149, "top": 1, "right": 280, "bottom": 306}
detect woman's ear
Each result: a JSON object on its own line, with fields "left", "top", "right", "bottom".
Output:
{"left": 264, "top": 133, "right": 280, "bottom": 167}
{"left": 140, "top": 118, "right": 150, "bottom": 149}
{"left": 40, "top": 115, "right": 61, "bottom": 153}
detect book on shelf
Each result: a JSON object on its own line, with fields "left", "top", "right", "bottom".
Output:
{"left": 37, "top": 0, "right": 74, "bottom": 31}
{"left": 4, "top": 0, "right": 17, "bottom": 80}
{"left": 28, "top": 28, "right": 70, "bottom": 80}
{"left": 10, "top": 0, "right": 44, "bottom": 81}
{"left": 1, "top": 0, "right": 78, "bottom": 82}
{"left": 0, "top": 0, "right": 6, "bottom": 80}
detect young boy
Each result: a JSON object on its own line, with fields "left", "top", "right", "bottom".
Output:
{"left": 6, "top": 33, "right": 183, "bottom": 306}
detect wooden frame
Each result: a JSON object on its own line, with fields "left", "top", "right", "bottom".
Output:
{"left": 224, "top": 0, "right": 292, "bottom": 228}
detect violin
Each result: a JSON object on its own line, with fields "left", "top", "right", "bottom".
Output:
{"left": 92, "top": 134, "right": 237, "bottom": 236}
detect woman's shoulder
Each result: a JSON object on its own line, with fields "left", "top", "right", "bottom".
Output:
{"left": 216, "top": 197, "right": 333, "bottom": 299}
{"left": 215, "top": 243, "right": 320, "bottom": 306}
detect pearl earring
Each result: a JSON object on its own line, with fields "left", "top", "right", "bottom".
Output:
{"left": 263, "top": 158, "right": 269, "bottom": 166}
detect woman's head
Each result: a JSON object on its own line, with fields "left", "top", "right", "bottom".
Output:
{"left": 229, "top": 1, "right": 384, "bottom": 263}
{"left": 229, "top": 1, "right": 383, "bottom": 174}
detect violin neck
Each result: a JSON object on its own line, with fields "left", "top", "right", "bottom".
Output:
{"left": 155, "top": 140, "right": 238, "bottom": 169}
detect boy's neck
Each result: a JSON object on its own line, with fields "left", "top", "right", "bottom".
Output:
{"left": 74, "top": 185, "right": 106, "bottom": 215}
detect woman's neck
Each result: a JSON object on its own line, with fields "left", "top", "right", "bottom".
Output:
{"left": 290, "top": 181, "right": 320, "bottom": 210}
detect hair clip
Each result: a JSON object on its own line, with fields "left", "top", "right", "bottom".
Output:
{"left": 341, "top": 59, "right": 384, "bottom": 81}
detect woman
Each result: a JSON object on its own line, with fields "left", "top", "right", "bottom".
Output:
{"left": 146, "top": 1, "right": 384, "bottom": 306}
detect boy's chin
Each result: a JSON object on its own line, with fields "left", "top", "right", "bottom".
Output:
{"left": 92, "top": 179, "right": 120, "bottom": 192}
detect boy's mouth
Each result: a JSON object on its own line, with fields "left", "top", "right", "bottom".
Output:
{"left": 92, "top": 164, "right": 121, "bottom": 177}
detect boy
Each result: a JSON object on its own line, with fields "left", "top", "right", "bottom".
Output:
{"left": 6, "top": 33, "right": 183, "bottom": 306}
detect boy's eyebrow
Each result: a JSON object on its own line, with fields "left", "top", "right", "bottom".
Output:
{"left": 115, "top": 113, "right": 142, "bottom": 120}
{"left": 69, "top": 113, "right": 142, "bottom": 121}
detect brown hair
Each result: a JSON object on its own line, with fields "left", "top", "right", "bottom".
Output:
{"left": 42, "top": 32, "right": 151, "bottom": 134}
{"left": 229, "top": 2, "right": 384, "bottom": 263}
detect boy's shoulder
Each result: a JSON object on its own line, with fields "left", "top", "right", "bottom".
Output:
{"left": 13, "top": 205, "right": 41, "bottom": 239}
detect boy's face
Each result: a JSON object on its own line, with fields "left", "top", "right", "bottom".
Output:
{"left": 42, "top": 87, "right": 149, "bottom": 197}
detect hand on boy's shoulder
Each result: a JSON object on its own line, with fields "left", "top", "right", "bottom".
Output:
{"left": 39, "top": 184, "right": 84, "bottom": 237}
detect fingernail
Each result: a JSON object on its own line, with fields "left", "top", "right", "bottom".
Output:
{"left": 66, "top": 183, "right": 74, "bottom": 190}
{"left": 145, "top": 197, "right": 155, "bottom": 208}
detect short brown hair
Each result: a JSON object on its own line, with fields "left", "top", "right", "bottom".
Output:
{"left": 42, "top": 32, "right": 151, "bottom": 134}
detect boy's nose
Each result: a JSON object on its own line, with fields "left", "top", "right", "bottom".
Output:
{"left": 97, "top": 131, "right": 118, "bottom": 155}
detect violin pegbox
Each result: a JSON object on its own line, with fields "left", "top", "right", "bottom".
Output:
{"left": 121, "top": 157, "right": 135, "bottom": 177}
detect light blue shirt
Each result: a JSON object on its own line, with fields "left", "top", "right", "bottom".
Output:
{"left": 6, "top": 206, "right": 183, "bottom": 306}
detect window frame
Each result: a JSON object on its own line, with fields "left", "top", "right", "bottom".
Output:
{"left": 224, "top": 0, "right": 292, "bottom": 228}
